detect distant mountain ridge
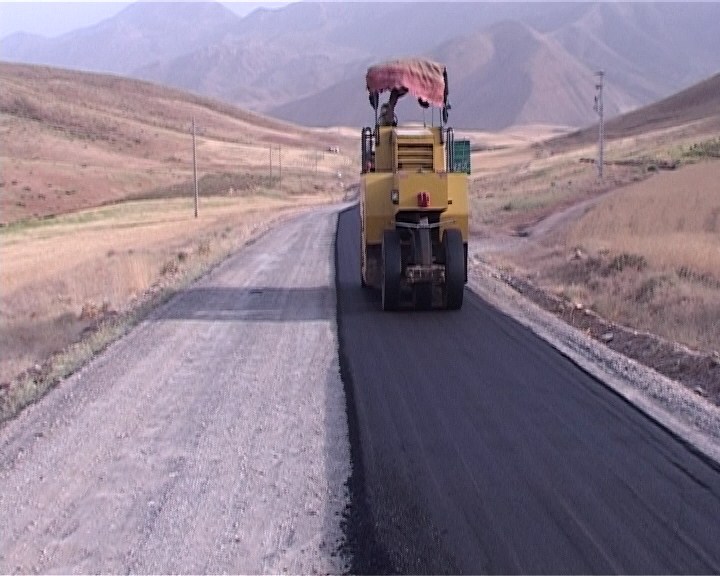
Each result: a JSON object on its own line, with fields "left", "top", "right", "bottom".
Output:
{"left": 1, "top": 2, "right": 240, "bottom": 75}
{"left": 2, "top": 2, "right": 719, "bottom": 129}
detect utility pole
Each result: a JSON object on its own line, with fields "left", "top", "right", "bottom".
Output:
{"left": 594, "top": 70, "right": 605, "bottom": 179}
{"left": 192, "top": 116, "right": 199, "bottom": 218}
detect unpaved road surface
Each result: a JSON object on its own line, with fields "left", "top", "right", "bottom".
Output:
{"left": 336, "top": 205, "right": 720, "bottom": 574}
{"left": 0, "top": 207, "right": 349, "bottom": 574}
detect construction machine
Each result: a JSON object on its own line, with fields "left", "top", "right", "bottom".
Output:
{"left": 360, "top": 58, "right": 470, "bottom": 310}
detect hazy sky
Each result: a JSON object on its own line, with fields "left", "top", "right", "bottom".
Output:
{"left": 0, "top": 1, "right": 293, "bottom": 38}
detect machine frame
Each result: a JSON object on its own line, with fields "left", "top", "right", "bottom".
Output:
{"left": 360, "top": 58, "right": 470, "bottom": 310}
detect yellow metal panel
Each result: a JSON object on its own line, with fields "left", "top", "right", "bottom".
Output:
{"left": 361, "top": 124, "right": 469, "bottom": 246}
{"left": 395, "top": 172, "right": 449, "bottom": 209}
{"left": 362, "top": 171, "right": 468, "bottom": 244}
{"left": 374, "top": 127, "right": 394, "bottom": 172}
{"left": 361, "top": 173, "right": 394, "bottom": 246}
{"left": 442, "top": 173, "right": 469, "bottom": 241}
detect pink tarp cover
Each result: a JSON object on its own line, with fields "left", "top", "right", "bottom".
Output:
{"left": 366, "top": 58, "right": 446, "bottom": 107}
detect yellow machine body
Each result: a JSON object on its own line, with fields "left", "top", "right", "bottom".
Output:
{"left": 360, "top": 125, "right": 469, "bottom": 293}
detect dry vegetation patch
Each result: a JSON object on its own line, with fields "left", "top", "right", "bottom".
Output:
{"left": 471, "top": 120, "right": 720, "bottom": 403}
{"left": 552, "top": 160, "right": 720, "bottom": 351}
{"left": 0, "top": 194, "right": 333, "bottom": 421}
{"left": 469, "top": 138, "right": 644, "bottom": 236}
{"left": 0, "top": 63, "right": 359, "bottom": 422}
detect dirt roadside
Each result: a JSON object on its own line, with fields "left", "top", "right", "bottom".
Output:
{"left": 0, "top": 206, "right": 350, "bottom": 574}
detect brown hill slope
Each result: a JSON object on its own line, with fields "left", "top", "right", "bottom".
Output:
{"left": 549, "top": 72, "right": 720, "bottom": 152}
{"left": 0, "top": 62, "right": 353, "bottom": 224}
{"left": 438, "top": 21, "right": 607, "bottom": 130}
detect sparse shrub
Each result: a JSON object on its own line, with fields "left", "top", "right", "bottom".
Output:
{"left": 1, "top": 96, "right": 43, "bottom": 121}
{"left": 677, "top": 266, "right": 693, "bottom": 281}
{"left": 79, "top": 301, "right": 101, "bottom": 320}
{"left": 677, "top": 267, "right": 720, "bottom": 289}
{"left": 197, "top": 241, "right": 211, "bottom": 256}
{"left": 160, "top": 260, "right": 179, "bottom": 276}
{"left": 177, "top": 250, "right": 188, "bottom": 262}
{"left": 606, "top": 253, "right": 647, "bottom": 275}
{"left": 555, "top": 254, "right": 604, "bottom": 286}
{"left": 683, "top": 138, "right": 720, "bottom": 159}
{"left": 635, "top": 276, "right": 665, "bottom": 303}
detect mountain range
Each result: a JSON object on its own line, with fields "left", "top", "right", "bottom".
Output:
{"left": 2, "top": 2, "right": 719, "bottom": 130}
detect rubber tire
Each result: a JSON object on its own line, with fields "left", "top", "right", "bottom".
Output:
{"left": 382, "top": 229, "right": 402, "bottom": 311}
{"left": 443, "top": 229, "right": 465, "bottom": 310}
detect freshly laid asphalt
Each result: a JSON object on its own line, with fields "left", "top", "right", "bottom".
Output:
{"left": 336, "top": 205, "right": 720, "bottom": 574}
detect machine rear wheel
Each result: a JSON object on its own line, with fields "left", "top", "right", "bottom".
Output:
{"left": 382, "top": 229, "right": 402, "bottom": 311}
{"left": 443, "top": 229, "right": 465, "bottom": 310}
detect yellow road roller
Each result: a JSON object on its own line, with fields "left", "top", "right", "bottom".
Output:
{"left": 360, "top": 58, "right": 470, "bottom": 310}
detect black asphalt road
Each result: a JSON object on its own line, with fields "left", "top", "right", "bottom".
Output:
{"left": 336, "top": 206, "right": 720, "bottom": 575}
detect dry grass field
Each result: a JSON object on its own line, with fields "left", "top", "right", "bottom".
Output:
{"left": 0, "top": 195, "right": 330, "bottom": 384}
{"left": 549, "top": 159, "right": 719, "bottom": 351}
{"left": 468, "top": 119, "right": 712, "bottom": 235}
{"left": 472, "top": 119, "right": 720, "bottom": 356}
{"left": 0, "top": 63, "right": 357, "bottom": 409}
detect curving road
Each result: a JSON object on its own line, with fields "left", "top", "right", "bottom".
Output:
{"left": 336, "top": 205, "right": 720, "bottom": 574}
